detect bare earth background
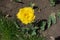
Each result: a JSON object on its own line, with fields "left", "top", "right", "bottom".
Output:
{"left": 0, "top": 0, "right": 60, "bottom": 40}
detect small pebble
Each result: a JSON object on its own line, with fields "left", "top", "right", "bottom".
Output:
{"left": 50, "top": 36, "right": 55, "bottom": 40}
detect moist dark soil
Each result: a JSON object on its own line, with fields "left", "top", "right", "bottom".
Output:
{"left": 0, "top": 0, "right": 60, "bottom": 40}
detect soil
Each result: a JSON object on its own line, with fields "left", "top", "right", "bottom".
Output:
{"left": 0, "top": 0, "right": 60, "bottom": 40}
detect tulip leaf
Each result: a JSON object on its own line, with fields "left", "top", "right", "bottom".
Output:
{"left": 57, "top": 12, "right": 60, "bottom": 19}
{"left": 40, "top": 21, "right": 46, "bottom": 31}
{"left": 51, "top": 13, "right": 56, "bottom": 24}
{"left": 31, "top": 30, "right": 36, "bottom": 36}
{"left": 29, "top": 2, "right": 35, "bottom": 7}
{"left": 47, "top": 17, "right": 51, "bottom": 28}
{"left": 47, "top": 13, "right": 56, "bottom": 28}
{"left": 49, "top": 0, "right": 56, "bottom": 6}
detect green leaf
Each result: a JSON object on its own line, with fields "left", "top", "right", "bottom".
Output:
{"left": 34, "top": 27, "right": 39, "bottom": 30}
{"left": 51, "top": 13, "right": 56, "bottom": 24}
{"left": 31, "top": 30, "right": 36, "bottom": 36}
{"left": 57, "top": 12, "right": 60, "bottom": 19}
{"left": 47, "top": 13, "right": 56, "bottom": 28}
{"left": 30, "top": 27, "right": 38, "bottom": 31}
{"left": 29, "top": 2, "right": 35, "bottom": 7}
{"left": 49, "top": 0, "right": 56, "bottom": 6}
{"left": 47, "top": 17, "right": 51, "bottom": 28}
{"left": 40, "top": 21, "right": 46, "bottom": 31}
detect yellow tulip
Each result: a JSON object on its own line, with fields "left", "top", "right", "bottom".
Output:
{"left": 16, "top": 7, "right": 35, "bottom": 24}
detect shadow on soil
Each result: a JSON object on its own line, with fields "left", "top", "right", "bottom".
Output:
{"left": 56, "top": 0, "right": 60, "bottom": 4}
{"left": 33, "top": 19, "right": 48, "bottom": 31}
{"left": 55, "top": 36, "right": 60, "bottom": 40}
